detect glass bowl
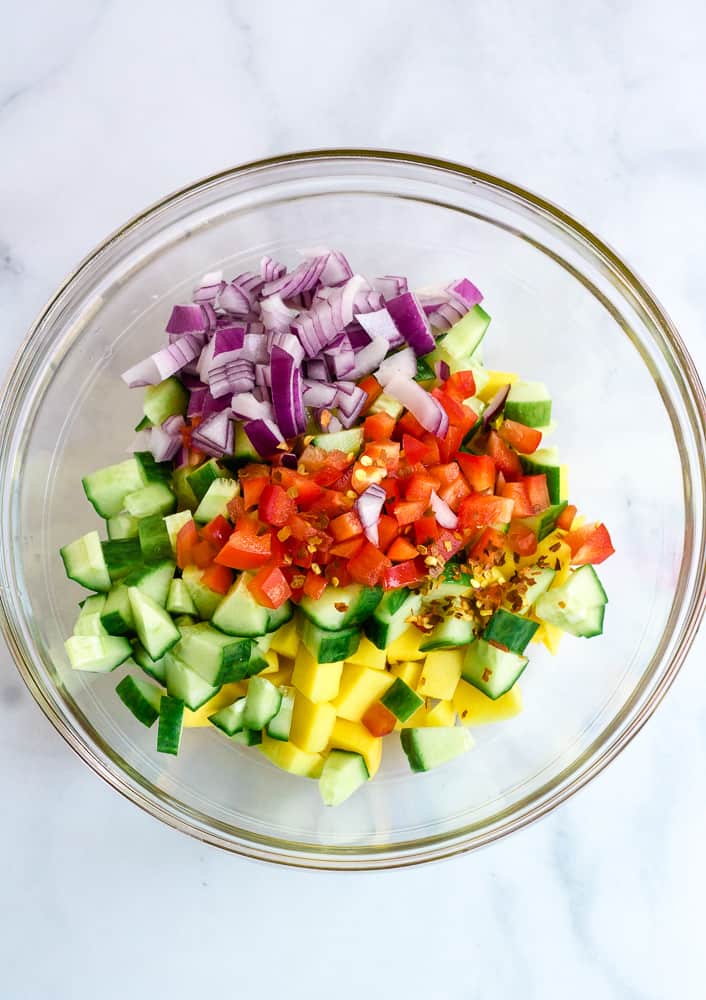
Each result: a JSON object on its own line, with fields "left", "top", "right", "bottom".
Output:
{"left": 1, "top": 149, "right": 704, "bottom": 870}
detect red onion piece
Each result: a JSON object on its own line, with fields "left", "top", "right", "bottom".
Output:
{"left": 376, "top": 346, "right": 417, "bottom": 385}
{"left": 166, "top": 304, "right": 214, "bottom": 335}
{"left": 430, "top": 490, "right": 458, "bottom": 529}
{"left": 386, "top": 292, "right": 436, "bottom": 356}
{"left": 355, "top": 484, "right": 386, "bottom": 545}
{"left": 244, "top": 418, "right": 284, "bottom": 457}
{"left": 482, "top": 384, "right": 511, "bottom": 428}
{"left": 191, "top": 410, "right": 233, "bottom": 457}
{"left": 383, "top": 373, "right": 449, "bottom": 437}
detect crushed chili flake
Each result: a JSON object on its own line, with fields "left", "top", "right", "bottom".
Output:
{"left": 334, "top": 602, "right": 350, "bottom": 613}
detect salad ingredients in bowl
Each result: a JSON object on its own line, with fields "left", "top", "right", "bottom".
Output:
{"left": 60, "top": 248, "right": 614, "bottom": 807}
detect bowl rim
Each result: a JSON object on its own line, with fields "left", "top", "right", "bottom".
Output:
{"left": 2, "top": 147, "right": 706, "bottom": 869}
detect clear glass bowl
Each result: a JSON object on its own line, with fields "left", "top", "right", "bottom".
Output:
{"left": 1, "top": 150, "right": 705, "bottom": 870}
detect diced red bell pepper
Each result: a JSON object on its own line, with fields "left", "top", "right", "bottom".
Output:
{"left": 258, "top": 484, "right": 296, "bottom": 527}
{"left": 377, "top": 513, "right": 400, "bottom": 552}
{"left": 499, "top": 419, "right": 542, "bottom": 455}
{"left": 364, "top": 412, "right": 396, "bottom": 441}
{"left": 430, "top": 462, "right": 460, "bottom": 487}
{"left": 403, "top": 434, "right": 433, "bottom": 465}
{"left": 507, "top": 522, "right": 538, "bottom": 557}
{"left": 248, "top": 563, "right": 292, "bottom": 609}
{"left": 386, "top": 536, "right": 420, "bottom": 562}
{"left": 201, "top": 563, "right": 234, "bottom": 595}
{"left": 306, "top": 488, "right": 354, "bottom": 517}
{"left": 362, "top": 701, "right": 397, "bottom": 737}
{"left": 468, "top": 527, "right": 507, "bottom": 565}
{"left": 324, "top": 559, "right": 352, "bottom": 588}
{"left": 393, "top": 499, "right": 429, "bottom": 527}
{"left": 455, "top": 452, "right": 496, "bottom": 492}
{"left": 414, "top": 515, "right": 441, "bottom": 545}
{"left": 438, "top": 475, "right": 471, "bottom": 512}
{"left": 365, "top": 440, "right": 401, "bottom": 471}
{"left": 242, "top": 475, "right": 270, "bottom": 510}
{"left": 500, "top": 481, "right": 534, "bottom": 518}
{"left": 437, "top": 423, "right": 466, "bottom": 464}
{"left": 432, "top": 388, "right": 469, "bottom": 425}
{"left": 200, "top": 515, "right": 232, "bottom": 549}
{"left": 495, "top": 470, "right": 507, "bottom": 494}
{"left": 176, "top": 520, "right": 199, "bottom": 570}
{"left": 192, "top": 538, "right": 219, "bottom": 570}
{"left": 523, "top": 474, "right": 550, "bottom": 513}
{"left": 302, "top": 570, "right": 327, "bottom": 601}
{"left": 311, "top": 451, "right": 353, "bottom": 487}
{"left": 329, "top": 510, "right": 363, "bottom": 542}
{"left": 487, "top": 430, "right": 523, "bottom": 481}
{"left": 286, "top": 513, "right": 319, "bottom": 542}
{"left": 348, "top": 541, "right": 391, "bottom": 586}
{"left": 226, "top": 495, "right": 246, "bottom": 522}
{"left": 329, "top": 537, "right": 366, "bottom": 559}
{"left": 215, "top": 529, "right": 272, "bottom": 570}
{"left": 458, "top": 494, "right": 515, "bottom": 530}
{"left": 275, "top": 468, "right": 323, "bottom": 506}
{"left": 329, "top": 465, "right": 355, "bottom": 494}
{"left": 565, "top": 523, "right": 615, "bottom": 565}
{"left": 557, "top": 504, "right": 577, "bottom": 532}
{"left": 358, "top": 374, "right": 382, "bottom": 413}
{"left": 443, "top": 370, "right": 477, "bottom": 402}
{"left": 382, "top": 559, "right": 426, "bottom": 589}
{"left": 404, "top": 472, "right": 440, "bottom": 503}
{"left": 351, "top": 462, "right": 387, "bottom": 494}
{"left": 397, "top": 410, "right": 427, "bottom": 439}
{"left": 380, "top": 477, "right": 401, "bottom": 501}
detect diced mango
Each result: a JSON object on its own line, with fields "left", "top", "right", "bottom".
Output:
{"left": 559, "top": 465, "right": 569, "bottom": 503}
{"left": 259, "top": 649, "right": 279, "bottom": 675}
{"left": 396, "top": 700, "right": 428, "bottom": 730}
{"left": 269, "top": 618, "right": 299, "bottom": 658}
{"left": 290, "top": 694, "right": 336, "bottom": 753}
{"left": 532, "top": 620, "right": 563, "bottom": 655}
{"left": 332, "top": 664, "right": 395, "bottom": 722}
{"left": 259, "top": 732, "right": 323, "bottom": 777}
{"left": 387, "top": 625, "right": 426, "bottom": 662}
{"left": 390, "top": 660, "right": 423, "bottom": 689}
{"left": 292, "top": 645, "right": 343, "bottom": 703}
{"left": 346, "top": 635, "right": 387, "bottom": 671}
{"left": 477, "top": 370, "right": 518, "bottom": 402}
{"left": 422, "top": 699, "right": 457, "bottom": 727}
{"left": 453, "top": 679, "right": 523, "bottom": 725}
{"left": 418, "top": 649, "right": 463, "bottom": 700}
{"left": 264, "top": 664, "right": 294, "bottom": 687}
{"left": 329, "top": 718, "right": 383, "bottom": 777}
{"left": 182, "top": 682, "right": 246, "bottom": 727}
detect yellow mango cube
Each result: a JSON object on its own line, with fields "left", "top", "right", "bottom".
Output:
{"left": 259, "top": 649, "right": 279, "bottom": 675}
{"left": 418, "top": 649, "right": 463, "bottom": 700}
{"left": 531, "top": 620, "right": 563, "bottom": 655}
{"left": 292, "top": 645, "right": 343, "bottom": 703}
{"left": 390, "top": 660, "right": 423, "bottom": 689}
{"left": 396, "top": 700, "right": 428, "bottom": 730}
{"left": 264, "top": 664, "right": 294, "bottom": 688}
{"left": 290, "top": 694, "right": 336, "bottom": 753}
{"left": 387, "top": 625, "right": 426, "bottom": 662}
{"left": 422, "top": 699, "right": 457, "bottom": 727}
{"left": 332, "top": 664, "right": 395, "bottom": 722}
{"left": 346, "top": 635, "right": 387, "bottom": 671}
{"left": 182, "top": 682, "right": 246, "bottom": 728}
{"left": 269, "top": 618, "right": 299, "bottom": 658}
{"left": 329, "top": 718, "right": 382, "bottom": 777}
{"left": 453, "top": 679, "right": 523, "bottom": 725}
{"left": 259, "top": 732, "right": 323, "bottom": 777}
{"left": 477, "top": 370, "right": 518, "bottom": 403}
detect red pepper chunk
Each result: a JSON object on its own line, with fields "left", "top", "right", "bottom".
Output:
{"left": 523, "top": 474, "right": 550, "bottom": 513}
{"left": 329, "top": 510, "right": 364, "bottom": 542}
{"left": 565, "top": 523, "right": 615, "bottom": 565}
{"left": 386, "top": 536, "right": 420, "bottom": 562}
{"left": 383, "top": 559, "right": 426, "bottom": 589}
{"left": 487, "top": 430, "right": 523, "bottom": 481}
{"left": 176, "top": 520, "right": 199, "bottom": 570}
{"left": 414, "top": 515, "right": 440, "bottom": 545}
{"left": 556, "top": 504, "right": 577, "bottom": 532}
{"left": 201, "top": 563, "right": 234, "bottom": 595}
{"left": 362, "top": 701, "right": 397, "bottom": 737}
{"left": 302, "top": 571, "right": 327, "bottom": 601}
{"left": 443, "top": 370, "right": 476, "bottom": 402}
{"left": 192, "top": 538, "right": 218, "bottom": 569}
{"left": 507, "top": 523, "right": 538, "bottom": 557}
{"left": 242, "top": 475, "right": 270, "bottom": 510}
{"left": 201, "top": 515, "right": 232, "bottom": 548}
{"left": 469, "top": 527, "right": 507, "bottom": 565}
{"left": 364, "top": 412, "right": 396, "bottom": 441}
{"left": 259, "top": 484, "right": 296, "bottom": 527}
{"left": 215, "top": 529, "right": 272, "bottom": 570}
{"left": 248, "top": 563, "right": 292, "bottom": 609}
{"left": 393, "top": 499, "right": 429, "bottom": 527}
{"left": 499, "top": 419, "right": 542, "bottom": 455}
{"left": 348, "top": 541, "right": 391, "bottom": 586}
{"left": 455, "top": 453, "right": 496, "bottom": 492}
{"left": 458, "top": 494, "right": 515, "bottom": 530}
{"left": 500, "top": 481, "right": 534, "bottom": 518}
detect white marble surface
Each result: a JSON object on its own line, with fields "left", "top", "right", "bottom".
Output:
{"left": 2, "top": 1, "right": 705, "bottom": 997}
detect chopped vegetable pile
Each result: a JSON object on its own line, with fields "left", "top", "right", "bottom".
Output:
{"left": 61, "top": 249, "right": 615, "bottom": 806}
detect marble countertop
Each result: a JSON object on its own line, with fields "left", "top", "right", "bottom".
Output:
{"left": 2, "top": 2, "right": 705, "bottom": 997}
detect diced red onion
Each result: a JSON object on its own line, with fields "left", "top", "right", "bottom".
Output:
{"left": 233, "top": 271, "right": 265, "bottom": 300}
{"left": 255, "top": 364, "right": 271, "bottom": 387}
{"left": 166, "top": 304, "right": 215, "bottom": 335}
{"left": 243, "top": 418, "right": 284, "bottom": 457}
{"left": 386, "top": 292, "right": 436, "bottom": 356}
{"left": 355, "top": 484, "right": 386, "bottom": 545}
{"left": 122, "top": 333, "right": 202, "bottom": 387}
{"left": 262, "top": 255, "right": 328, "bottom": 299}
{"left": 187, "top": 387, "right": 208, "bottom": 417}
{"left": 270, "top": 330, "right": 305, "bottom": 363}
{"left": 336, "top": 385, "right": 367, "bottom": 418}
{"left": 304, "top": 358, "right": 327, "bottom": 380}
{"left": 217, "top": 282, "right": 252, "bottom": 315}
{"left": 280, "top": 452, "right": 298, "bottom": 470}
{"left": 372, "top": 276, "right": 408, "bottom": 299}
{"left": 197, "top": 337, "right": 216, "bottom": 383}
{"left": 121, "top": 357, "right": 160, "bottom": 388}
{"left": 191, "top": 410, "right": 233, "bottom": 457}
{"left": 292, "top": 368, "right": 306, "bottom": 433}
{"left": 349, "top": 337, "right": 389, "bottom": 380}
{"left": 483, "top": 384, "right": 511, "bottom": 428}
{"left": 209, "top": 359, "right": 256, "bottom": 398}
{"left": 261, "top": 256, "right": 286, "bottom": 282}
{"left": 270, "top": 345, "right": 301, "bottom": 439}
{"left": 149, "top": 425, "right": 182, "bottom": 462}
{"left": 319, "top": 250, "right": 353, "bottom": 286}
{"left": 326, "top": 349, "right": 356, "bottom": 380}
{"left": 383, "top": 373, "right": 449, "bottom": 436}
{"left": 231, "top": 393, "right": 274, "bottom": 422}
{"left": 302, "top": 381, "right": 339, "bottom": 408}
{"left": 315, "top": 410, "right": 342, "bottom": 434}
{"left": 435, "top": 359, "right": 451, "bottom": 382}
{"left": 202, "top": 391, "right": 232, "bottom": 419}
{"left": 260, "top": 293, "right": 299, "bottom": 332}
{"left": 357, "top": 307, "right": 405, "bottom": 348}
{"left": 162, "top": 414, "right": 185, "bottom": 435}
{"left": 193, "top": 279, "right": 226, "bottom": 304}
{"left": 377, "top": 346, "right": 417, "bottom": 385}
{"left": 242, "top": 333, "right": 268, "bottom": 365}
{"left": 345, "top": 325, "right": 373, "bottom": 350}
{"left": 211, "top": 325, "right": 246, "bottom": 357}
{"left": 430, "top": 490, "right": 458, "bottom": 529}
{"left": 449, "top": 278, "right": 483, "bottom": 308}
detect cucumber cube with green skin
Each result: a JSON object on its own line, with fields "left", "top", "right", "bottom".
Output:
{"left": 414, "top": 356, "right": 435, "bottom": 382}
{"left": 134, "top": 415, "right": 152, "bottom": 433}
{"left": 60, "top": 531, "right": 112, "bottom": 592}
{"left": 194, "top": 478, "right": 240, "bottom": 523}
{"left": 174, "top": 623, "right": 253, "bottom": 687}
{"left": 400, "top": 727, "right": 474, "bottom": 773}
{"left": 64, "top": 635, "right": 133, "bottom": 673}
{"left": 319, "top": 750, "right": 369, "bottom": 806}
{"left": 534, "top": 565, "right": 608, "bottom": 638}
{"left": 138, "top": 514, "right": 173, "bottom": 562}
{"left": 172, "top": 466, "right": 199, "bottom": 512}
{"left": 242, "top": 676, "right": 282, "bottom": 730}
{"left": 211, "top": 574, "right": 269, "bottom": 636}
{"left": 462, "top": 638, "right": 528, "bottom": 700}
{"left": 123, "top": 560, "right": 175, "bottom": 608}
{"left": 310, "top": 428, "right": 364, "bottom": 455}
{"left": 81, "top": 458, "right": 146, "bottom": 518}
{"left": 300, "top": 619, "right": 361, "bottom": 663}
{"left": 116, "top": 675, "right": 162, "bottom": 727}
{"left": 73, "top": 595, "right": 108, "bottom": 637}
{"left": 266, "top": 689, "right": 294, "bottom": 741}
{"left": 182, "top": 565, "right": 223, "bottom": 620}
{"left": 368, "top": 392, "right": 404, "bottom": 420}
{"left": 380, "top": 678, "right": 424, "bottom": 722}
{"left": 124, "top": 482, "right": 176, "bottom": 519}
{"left": 232, "top": 729, "right": 262, "bottom": 746}
{"left": 224, "top": 423, "right": 260, "bottom": 469}
{"left": 300, "top": 584, "right": 383, "bottom": 632}
{"left": 519, "top": 448, "right": 566, "bottom": 505}
{"left": 164, "top": 653, "right": 219, "bottom": 711}
{"left": 166, "top": 579, "right": 197, "bottom": 616}
{"left": 482, "top": 609, "right": 539, "bottom": 654}
{"left": 364, "top": 589, "right": 422, "bottom": 649}
{"left": 157, "top": 695, "right": 184, "bottom": 755}
{"left": 209, "top": 698, "right": 247, "bottom": 737}
{"left": 419, "top": 614, "right": 474, "bottom": 651}
{"left": 107, "top": 514, "right": 139, "bottom": 540}
{"left": 132, "top": 640, "right": 168, "bottom": 684}
{"left": 516, "top": 502, "right": 567, "bottom": 542}
{"left": 102, "top": 538, "right": 143, "bottom": 581}
{"left": 437, "top": 305, "right": 491, "bottom": 360}
{"left": 127, "top": 587, "right": 180, "bottom": 660}
{"left": 100, "top": 584, "right": 135, "bottom": 636}
{"left": 504, "top": 380, "right": 552, "bottom": 428}
{"left": 266, "top": 601, "right": 293, "bottom": 633}
{"left": 164, "top": 510, "right": 194, "bottom": 552}
{"left": 134, "top": 451, "right": 173, "bottom": 485}
{"left": 143, "top": 376, "right": 188, "bottom": 426}
{"left": 186, "top": 459, "right": 226, "bottom": 503}
{"left": 506, "top": 567, "right": 556, "bottom": 614}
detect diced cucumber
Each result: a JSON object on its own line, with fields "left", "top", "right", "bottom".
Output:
{"left": 483, "top": 608, "right": 538, "bottom": 654}
{"left": 414, "top": 356, "right": 435, "bottom": 382}
{"left": 534, "top": 565, "right": 608, "bottom": 638}
{"left": 364, "top": 588, "right": 422, "bottom": 649}
{"left": 115, "top": 675, "right": 162, "bottom": 727}
{"left": 519, "top": 448, "right": 566, "bottom": 505}
{"left": 425, "top": 563, "right": 473, "bottom": 601}
{"left": 438, "top": 305, "right": 491, "bottom": 361}
{"left": 299, "top": 584, "right": 383, "bottom": 631}
{"left": 243, "top": 675, "right": 282, "bottom": 730}
{"left": 173, "top": 615, "right": 197, "bottom": 628}
{"left": 211, "top": 573, "right": 269, "bottom": 636}
{"left": 172, "top": 466, "right": 199, "bottom": 511}
{"left": 194, "top": 477, "right": 239, "bottom": 523}
{"left": 102, "top": 538, "right": 143, "bottom": 581}
{"left": 143, "top": 376, "right": 188, "bottom": 426}
{"left": 310, "top": 428, "right": 364, "bottom": 455}
{"left": 232, "top": 729, "right": 262, "bottom": 746}
{"left": 266, "top": 688, "right": 294, "bottom": 741}
{"left": 516, "top": 501, "right": 568, "bottom": 541}
{"left": 132, "top": 640, "right": 168, "bottom": 683}
{"left": 186, "top": 458, "right": 226, "bottom": 503}
{"left": 266, "top": 601, "right": 294, "bottom": 633}
{"left": 100, "top": 584, "right": 135, "bottom": 636}
{"left": 166, "top": 578, "right": 197, "bottom": 616}
{"left": 134, "top": 450, "right": 173, "bottom": 485}
{"left": 462, "top": 638, "right": 528, "bottom": 699}
{"left": 174, "top": 622, "right": 252, "bottom": 686}
{"left": 73, "top": 594, "right": 108, "bottom": 636}
{"left": 182, "top": 565, "right": 223, "bottom": 620}
{"left": 164, "top": 510, "right": 193, "bottom": 553}
{"left": 507, "top": 566, "right": 556, "bottom": 614}
{"left": 127, "top": 587, "right": 180, "bottom": 660}
{"left": 300, "top": 619, "right": 361, "bottom": 663}
{"left": 380, "top": 677, "right": 424, "bottom": 722}
{"left": 165, "top": 653, "right": 220, "bottom": 710}
{"left": 123, "top": 559, "right": 175, "bottom": 608}
{"left": 157, "top": 695, "right": 184, "bottom": 755}
{"left": 82, "top": 458, "right": 146, "bottom": 518}
{"left": 368, "top": 392, "right": 404, "bottom": 419}
{"left": 64, "top": 634, "right": 132, "bottom": 673}
{"left": 400, "top": 726, "right": 474, "bottom": 773}
{"left": 124, "top": 481, "right": 176, "bottom": 519}
{"left": 138, "top": 514, "right": 173, "bottom": 562}
{"left": 504, "top": 380, "right": 552, "bottom": 428}
{"left": 419, "top": 614, "right": 474, "bottom": 651}
{"left": 134, "top": 415, "right": 152, "bottom": 432}
{"left": 60, "top": 531, "right": 112, "bottom": 592}
{"left": 319, "top": 750, "right": 369, "bottom": 806}
{"left": 107, "top": 514, "right": 139, "bottom": 540}
{"left": 209, "top": 697, "right": 246, "bottom": 737}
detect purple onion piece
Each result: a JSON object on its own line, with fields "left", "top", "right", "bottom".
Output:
{"left": 355, "top": 484, "right": 386, "bottom": 546}
{"left": 482, "top": 384, "right": 511, "bottom": 428}
{"left": 430, "top": 490, "right": 458, "bottom": 529}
